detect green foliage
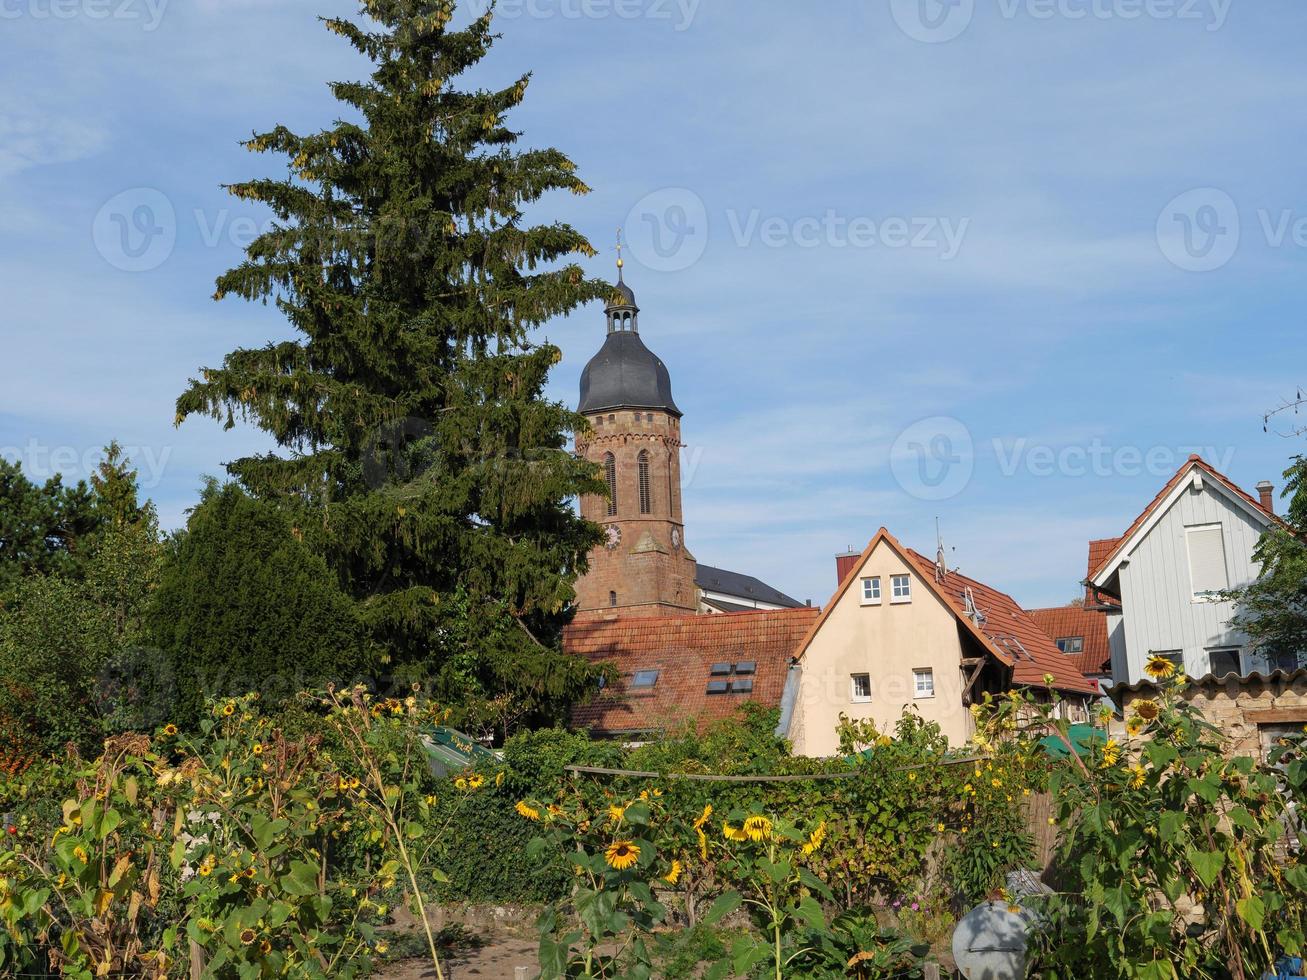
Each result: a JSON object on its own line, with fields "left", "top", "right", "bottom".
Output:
{"left": 0, "top": 500, "right": 162, "bottom": 755}
{"left": 979, "top": 680, "right": 1307, "bottom": 979}
{"left": 148, "top": 482, "right": 366, "bottom": 726}
{"left": 172, "top": 0, "right": 609, "bottom": 730}
{"left": 0, "top": 457, "right": 99, "bottom": 594}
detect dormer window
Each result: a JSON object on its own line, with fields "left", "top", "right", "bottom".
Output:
{"left": 631, "top": 670, "right": 659, "bottom": 689}
{"left": 1056, "top": 637, "right": 1084, "bottom": 654}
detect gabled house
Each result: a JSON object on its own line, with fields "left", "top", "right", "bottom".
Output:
{"left": 567, "top": 606, "right": 821, "bottom": 741}
{"left": 1086, "top": 455, "right": 1287, "bottom": 685}
{"left": 787, "top": 529, "right": 1097, "bottom": 756}
{"left": 1028, "top": 605, "right": 1113, "bottom": 691}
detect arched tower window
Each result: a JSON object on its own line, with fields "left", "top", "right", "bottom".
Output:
{"left": 604, "top": 452, "right": 618, "bottom": 517}
{"left": 638, "top": 450, "right": 652, "bottom": 515}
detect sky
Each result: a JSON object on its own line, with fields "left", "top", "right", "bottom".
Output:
{"left": 2, "top": 0, "right": 1306, "bottom": 610}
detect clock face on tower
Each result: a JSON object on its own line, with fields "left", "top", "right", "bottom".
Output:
{"left": 605, "top": 525, "right": 622, "bottom": 550}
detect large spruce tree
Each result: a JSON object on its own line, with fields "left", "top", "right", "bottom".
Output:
{"left": 175, "top": 1, "right": 609, "bottom": 728}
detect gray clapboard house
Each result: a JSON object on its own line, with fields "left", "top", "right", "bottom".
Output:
{"left": 1087, "top": 455, "right": 1289, "bottom": 686}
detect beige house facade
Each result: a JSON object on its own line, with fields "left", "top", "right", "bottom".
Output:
{"left": 788, "top": 529, "right": 1098, "bottom": 757}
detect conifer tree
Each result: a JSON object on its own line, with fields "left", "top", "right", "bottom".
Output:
{"left": 174, "top": 1, "right": 608, "bottom": 724}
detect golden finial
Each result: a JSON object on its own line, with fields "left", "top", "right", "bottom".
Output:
{"left": 616, "top": 227, "right": 625, "bottom": 279}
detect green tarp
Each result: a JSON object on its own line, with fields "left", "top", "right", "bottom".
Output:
{"left": 420, "top": 725, "right": 498, "bottom": 777}
{"left": 1038, "top": 723, "right": 1106, "bottom": 759}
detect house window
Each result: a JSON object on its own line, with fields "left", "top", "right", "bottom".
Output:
{"left": 850, "top": 674, "right": 872, "bottom": 703}
{"left": 913, "top": 668, "right": 935, "bottom": 699}
{"left": 1186, "top": 523, "right": 1229, "bottom": 600}
{"left": 891, "top": 575, "right": 912, "bottom": 603}
{"left": 1207, "top": 649, "right": 1241, "bottom": 678}
{"left": 609, "top": 591, "right": 618, "bottom": 607}
{"left": 603, "top": 452, "right": 618, "bottom": 517}
{"left": 1152, "top": 650, "right": 1184, "bottom": 676}
{"left": 631, "top": 670, "right": 659, "bottom": 689}
{"left": 1056, "top": 637, "right": 1084, "bottom": 654}
{"left": 1271, "top": 651, "right": 1307, "bottom": 673}
{"left": 861, "top": 577, "right": 882, "bottom": 605}
{"left": 638, "top": 450, "right": 652, "bottom": 514}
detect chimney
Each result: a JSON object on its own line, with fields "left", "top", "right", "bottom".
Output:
{"left": 1256, "top": 480, "right": 1275, "bottom": 516}
{"left": 835, "top": 550, "right": 861, "bottom": 588}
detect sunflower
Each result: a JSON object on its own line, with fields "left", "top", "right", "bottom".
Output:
{"left": 663, "top": 860, "right": 683, "bottom": 885}
{"left": 515, "top": 801, "right": 541, "bottom": 822}
{"left": 697, "top": 827, "right": 709, "bottom": 860}
{"left": 937, "top": 823, "right": 946, "bottom": 833}
{"left": 259, "top": 940, "right": 272, "bottom": 955}
{"left": 722, "top": 822, "right": 748, "bottom": 842}
{"left": 1129, "top": 765, "right": 1147, "bottom": 790}
{"left": 802, "top": 821, "right": 827, "bottom": 856}
{"left": 607, "top": 804, "right": 627, "bottom": 824}
{"left": 251, "top": 744, "right": 263, "bottom": 757}
{"left": 454, "top": 777, "right": 468, "bottom": 791}
{"left": 73, "top": 845, "right": 89, "bottom": 864}
{"left": 240, "top": 928, "right": 257, "bottom": 946}
{"left": 1099, "top": 739, "right": 1121, "bottom": 768}
{"left": 1125, "top": 717, "right": 1145, "bottom": 737}
{"left": 468, "top": 774, "right": 485, "bottom": 790}
{"left": 604, "top": 840, "right": 640, "bottom": 871}
{"left": 221, "top": 703, "right": 236, "bottom": 717}
{"left": 162, "top": 724, "right": 178, "bottom": 737}
{"left": 743, "top": 815, "right": 773, "bottom": 842}
{"left": 1144, "top": 654, "right": 1177, "bottom": 681}
{"left": 692, "top": 804, "right": 713, "bottom": 830}
{"left": 1133, "top": 698, "right": 1160, "bottom": 721}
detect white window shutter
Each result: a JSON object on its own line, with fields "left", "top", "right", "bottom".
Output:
{"left": 1186, "top": 525, "right": 1228, "bottom": 596}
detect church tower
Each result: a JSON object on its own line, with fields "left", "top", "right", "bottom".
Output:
{"left": 573, "top": 249, "right": 698, "bottom": 618}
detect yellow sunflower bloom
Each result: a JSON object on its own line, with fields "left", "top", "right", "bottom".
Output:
{"left": 604, "top": 840, "right": 640, "bottom": 871}
{"left": 1144, "top": 654, "right": 1177, "bottom": 681}
{"left": 607, "top": 804, "right": 627, "bottom": 824}
{"left": 251, "top": 744, "right": 263, "bottom": 756}
{"left": 801, "top": 821, "right": 827, "bottom": 855}
{"left": 162, "top": 724, "right": 178, "bottom": 737}
{"left": 468, "top": 774, "right": 485, "bottom": 790}
{"left": 1133, "top": 698, "right": 1160, "bottom": 721}
{"left": 221, "top": 703, "right": 235, "bottom": 717}
{"left": 454, "top": 777, "right": 468, "bottom": 791}
{"left": 1126, "top": 717, "right": 1145, "bottom": 737}
{"left": 663, "top": 860, "right": 683, "bottom": 885}
{"left": 743, "top": 815, "right": 773, "bottom": 842}
{"left": 697, "top": 827, "right": 709, "bottom": 860}
{"left": 693, "top": 804, "right": 713, "bottom": 830}
{"left": 1099, "top": 739, "right": 1121, "bottom": 768}
{"left": 722, "top": 822, "right": 748, "bottom": 842}
{"left": 515, "top": 801, "right": 540, "bottom": 821}
{"left": 1129, "top": 765, "right": 1147, "bottom": 789}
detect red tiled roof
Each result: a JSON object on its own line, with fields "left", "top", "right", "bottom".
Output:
{"left": 1028, "top": 605, "right": 1112, "bottom": 677}
{"left": 900, "top": 550, "right": 1099, "bottom": 696}
{"left": 565, "top": 607, "right": 821, "bottom": 736}
{"left": 1088, "top": 456, "right": 1279, "bottom": 586}
{"left": 794, "top": 529, "right": 1096, "bottom": 696}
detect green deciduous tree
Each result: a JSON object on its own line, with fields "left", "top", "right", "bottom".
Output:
{"left": 1229, "top": 455, "right": 1307, "bottom": 666}
{"left": 0, "top": 451, "right": 162, "bottom": 754}
{"left": 173, "top": 0, "right": 608, "bottom": 729}
{"left": 0, "top": 458, "right": 99, "bottom": 595}
{"left": 148, "top": 482, "right": 367, "bottom": 727}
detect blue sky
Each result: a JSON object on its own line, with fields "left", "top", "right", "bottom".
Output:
{"left": 3, "top": 0, "right": 1306, "bottom": 610}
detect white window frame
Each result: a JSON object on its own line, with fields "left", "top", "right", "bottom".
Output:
{"left": 891, "top": 574, "right": 912, "bottom": 604}
{"left": 860, "top": 576, "right": 882, "bottom": 606}
{"left": 1186, "top": 523, "right": 1229, "bottom": 602}
{"left": 850, "top": 673, "right": 872, "bottom": 703}
{"left": 912, "top": 668, "right": 935, "bottom": 699}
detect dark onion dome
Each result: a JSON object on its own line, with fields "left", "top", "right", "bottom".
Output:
{"left": 578, "top": 270, "right": 681, "bottom": 417}
{"left": 578, "top": 331, "right": 681, "bottom": 417}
